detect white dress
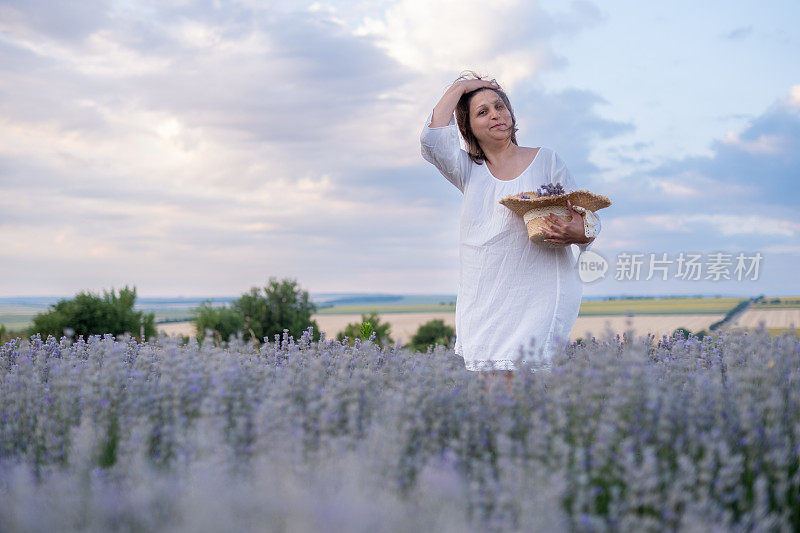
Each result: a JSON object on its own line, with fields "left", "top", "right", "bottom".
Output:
{"left": 420, "top": 112, "right": 599, "bottom": 371}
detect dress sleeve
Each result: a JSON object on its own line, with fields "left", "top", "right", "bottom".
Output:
{"left": 420, "top": 110, "right": 472, "bottom": 193}
{"left": 549, "top": 149, "right": 602, "bottom": 252}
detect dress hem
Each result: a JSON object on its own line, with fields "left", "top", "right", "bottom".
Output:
{"left": 463, "top": 359, "right": 553, "bottom": 373}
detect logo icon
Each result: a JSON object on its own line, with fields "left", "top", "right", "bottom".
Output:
{"left": 578, "top": 250, "right": 608, "bottom": 283}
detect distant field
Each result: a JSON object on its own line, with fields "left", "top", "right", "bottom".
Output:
{"left": 572, "top": 314, "right": 724, "bottom": 340}
{"left": 0, "top": 296, "right": 778, "bottom": 340}
{"left": 766, "top": 328, "right": 800, "bottom": 336}
{"left": 160, "top": 313, "right": 455, "bottom": 343}
{"left": 578, "top": 297, "right": 744, "bottom": 316}
{"left": 161, "top": 313, "right": 726, "bottom": 343}
{"left": 316, "top": 297, "right": 747, "bottom": 317}
{"left": 149, "top": 309, "right": 197, "bottom": 323}
{"left": 0, "top": 316, "right": 34, "bottom": 330}
{"left": 0, "top": 308, "right": 196, "bottom": 329}
{"left": 315, "top": 303, "right": 456, "bottom": 315}
{"left": 0, "top": 303, "right": 49, "bottom": 329}
{"left": 751, "top": 297, "right": 800, "bottom": 309}
{"left": 0, "top": 296, "right": 234, "bottom": 331}
{"left": 1, "top": 296, "right": 748, "bottom": 324}
{"left": 314, "top": 312, "right": 455, "bottom": 343}
{"left": 731, "top": 309, "right": 800, "bottom": 329}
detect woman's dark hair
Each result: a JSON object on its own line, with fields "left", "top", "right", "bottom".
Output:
{"left": 454, "top": 71, "right": 518, "bottom": 165}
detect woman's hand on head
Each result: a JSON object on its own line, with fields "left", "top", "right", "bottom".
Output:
{"left": 430, "top": 78, "right": 499, "bottom": 128}
{"left": 542, "top": 199, "right": 592, "bottom": 245}
{"left": 451, "top": 78, "right": 499, "bottom": 96}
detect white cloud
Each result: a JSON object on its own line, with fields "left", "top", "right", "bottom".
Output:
{"left": 721, "top": 130, "right": 788, "bottom": 156}
{"left": 685, "top": 214, "right": 799, "bottom": 237}
{"left": 761, "top": 244, "right": 800, "bottom": 254}
{"left": 0, "top": 24, "right": 172, "bottom": 77}
{"left": 173, "top": 20, "right": 226, "bottom": 50}
{"left": 652, "top": 179, "right": 700, "bottom": 197}
{"left": 604, "top": 213, "right": 799, "bottom": 239}
{"left": 788, "top": 85, "right": 800, "bottom": 110}
{"left": 352, "top": 0, "right": 583, "bottom": 88}
{"left": 641, "top": 215, "right": 693, "bottom": 233}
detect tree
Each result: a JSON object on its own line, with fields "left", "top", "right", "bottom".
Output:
{"left": 409, "top": 319, "right": 455, "bottom": 352}
{"left": 337, "top": 312, "right": 393, "bottom": 347}
{"left": 29, "top": 286, "right": 155, "bottom": 340}
{"left": 193, "top": 302, "right": 244, "bottom": 343}
{"left": 236, "top": 279, "right": 319, "bottom": 342}
{"left": 192, "top": 278, "right": 319, "bottom": 344}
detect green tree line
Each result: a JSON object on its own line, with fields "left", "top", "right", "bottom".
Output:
{"left": 5, "top": 278, "right": 456, "bottom": 352}
{"left": 25, "top": 286, "right": 155, "bottom": 341}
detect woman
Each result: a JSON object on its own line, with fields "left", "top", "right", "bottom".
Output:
{"left": 420, "top": 73, "right": 599, "bottom": 386}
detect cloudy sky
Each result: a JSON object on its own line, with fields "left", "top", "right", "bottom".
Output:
{"left": 1, "top": 0, "right": 798, "bottom": 297}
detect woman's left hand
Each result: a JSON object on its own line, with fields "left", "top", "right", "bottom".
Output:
{"left": 542, "top": 199, "right": 592, "bottom": 245}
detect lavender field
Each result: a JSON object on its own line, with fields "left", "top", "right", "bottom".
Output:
{"left": 1, "top": 329, "right": 799, "bottom": 532}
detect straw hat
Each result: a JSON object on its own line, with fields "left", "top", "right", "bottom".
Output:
{"left": 499, "top": 189, "right": 611, "bottom": 247}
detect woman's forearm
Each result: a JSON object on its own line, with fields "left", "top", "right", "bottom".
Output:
{"left": 430, "top": 84, "right": 466, "bottom": 127}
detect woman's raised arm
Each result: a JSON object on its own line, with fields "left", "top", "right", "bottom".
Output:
{"left": 429, "top": 78, "right": 498, "bottom": 127}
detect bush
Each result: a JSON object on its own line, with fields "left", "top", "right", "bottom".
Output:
{"left": 337, "top": 312, "right": 393, "bottom": 347}
{"left": 194, "top": 278, "right": 319, "bottom": 343}
{"left": 672, "top": 327, "right": 691, "bottom": 340}
{"left": 29, "top": 286, "right": 155, "bottom": 341}
{"left": 409, "top": 319, "right": 455, "bottom": 352}
{"left": 193, "top": 302, "right": 244, "bottom": 343}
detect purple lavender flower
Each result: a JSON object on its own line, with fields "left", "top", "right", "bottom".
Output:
{"left": 535, "top": 183, "right": 565, "bottom": 197}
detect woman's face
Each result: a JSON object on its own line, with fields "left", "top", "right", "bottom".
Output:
{"left": 468, "top": 89, "right": 514, "bottom": 145}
